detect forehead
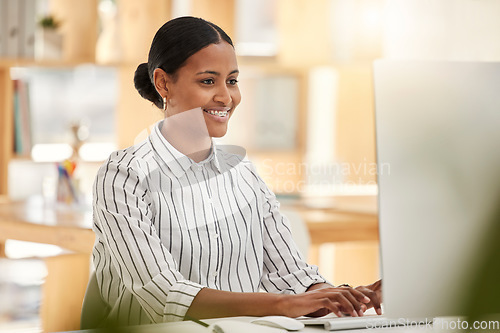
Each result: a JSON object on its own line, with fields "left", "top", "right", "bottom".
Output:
{"left": 182, "top": 42, "right": 238, "bottom": 73}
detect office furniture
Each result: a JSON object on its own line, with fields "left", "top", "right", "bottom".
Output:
{"left": 65, "top": 316, "right": 436, "bottom": 333}
{"left": 281, "top": 208, "right": 312, "bottom": 258}
{"left": 286, "top": 195, "right": 379, "bottom": 286}
{"left": 0, "top": 196, "right": 94, "bottom": 332}
{"left": 0, "top": 0, "right": 379, "bottom": 201}
{"left": 0, "top": 194, "right": 378, "bottom": 331}
{"left": 80, "top": 272, "right": 110, "bottom": 330}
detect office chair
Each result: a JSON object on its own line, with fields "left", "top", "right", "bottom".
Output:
{"left": 80, "top": 271, "right": 110, "bottom": 329}
{"left": 281, "top": 208, "right": 311, "bottom": 259}
{"left": 79, "top": 211, "right": 309, "bottom": 329}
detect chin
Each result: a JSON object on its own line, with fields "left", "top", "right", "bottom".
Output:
{"left": 208, "top": 126, "right": 228, "bottom": 138}
{"left": 208, "top": 130, "right": 228, "bottom": 138}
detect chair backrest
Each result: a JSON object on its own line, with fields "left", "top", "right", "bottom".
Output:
{"left": 281, "top": 208, "right": 311, "bottom": 259}
{"left": 80, "top": 212, "right": 310, "bottom": 329}
{"left": 80, "top": 271, "right": 110, "bottom": 329}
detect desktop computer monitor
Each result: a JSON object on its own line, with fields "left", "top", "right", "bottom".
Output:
{"left": 373, "top": 60, "right": 500, "bottom": 320}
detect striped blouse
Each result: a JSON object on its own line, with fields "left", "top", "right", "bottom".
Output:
{"left": 92, "top": 120, "right": 327, "bottom": 325}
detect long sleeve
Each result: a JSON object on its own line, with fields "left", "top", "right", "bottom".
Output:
{"left": 93, "top": 155, "right": 204, "bottom": 323}
{"left": 251, "top": 167, "right": 328, "bottom": 294}
{"left": 92, "top": 121, "right": 331, "bottom": 326}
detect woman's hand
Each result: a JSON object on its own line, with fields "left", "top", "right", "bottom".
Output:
{"left": 355, "top": 279, "right": 382, "bottom": 315}
{"left": 279, "top": 285, "right": 371, "bottom": 318}
{"left": 185, "top": 281, "right": 382, "bottom": 320}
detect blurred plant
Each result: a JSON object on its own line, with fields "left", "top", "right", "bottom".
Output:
{"left": 38, "top": 15, "right": 61, "bottom": 29}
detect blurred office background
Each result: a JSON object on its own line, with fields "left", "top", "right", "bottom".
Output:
{"left": 1, "top": 0, "right": 500, "bottom": 331}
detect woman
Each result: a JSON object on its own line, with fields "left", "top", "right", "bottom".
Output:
{"left": 92, "top": 16, "right": 381, "bottom": 326}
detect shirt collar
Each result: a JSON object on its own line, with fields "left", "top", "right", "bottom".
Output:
{"left": 149, "top": 120, "right": 221, "bottom": 178}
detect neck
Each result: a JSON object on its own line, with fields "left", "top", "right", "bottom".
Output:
{"left": 161, "top": 110, "right": 212, "bottom": 163}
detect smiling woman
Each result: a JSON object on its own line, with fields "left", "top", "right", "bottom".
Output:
{"left": 154, "top": 41, "right": 241, "bottom": 140}
{"left": 89, "top": 16, "right": 381, "bottom": 328}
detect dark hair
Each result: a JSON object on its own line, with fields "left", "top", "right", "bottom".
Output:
{"left": 134, "top": 16, "right": 234, "bottom": 109}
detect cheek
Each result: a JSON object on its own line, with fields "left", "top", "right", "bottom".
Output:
{"left": 232, "top": 87, "right": 242, "bottom": 107}
{"left": 179, "top": 89, "right": 210, "bottom": 108}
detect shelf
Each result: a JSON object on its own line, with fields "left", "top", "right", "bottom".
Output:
{"left": 0, "top": 57, "right": 116, "bottom": 69}
{"left": 10, "top": 155, "right": 33, "bottom": 162}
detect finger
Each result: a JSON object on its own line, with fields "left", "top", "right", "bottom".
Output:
{"left": 344, "top": 287, "right": 371, "bottom": 304}
{"left": 339, "top": 287, "right": 370, "bottom": 316}
{"left": 312, "top": 288, "right": 357, "bottom": 317}
{"left": 315, "top": 298, "right": 343, "bottom": 317}
{"left": 327, "top": 300, "right": 344, "bottom": 318}
{"left": 330, "top": 292, "right": 358, "bottom": 317}
{"left": 339, "top": 289, "right": 364, "bottom": 317}
{"left": 369, "top": 280, "right": 382, "bottom": 292}
{"left": 357, "top": 287, "right": 382, "bottom": 315}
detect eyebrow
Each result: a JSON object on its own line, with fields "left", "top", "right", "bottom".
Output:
{"left": 195, "top": 69, "right": 239, "bottom": 76}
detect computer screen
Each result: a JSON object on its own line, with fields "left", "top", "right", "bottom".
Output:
{"left": 374, "top": 60, "right": 500, "bottom": 320}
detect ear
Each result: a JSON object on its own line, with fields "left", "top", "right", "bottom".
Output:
{"left": 153, "top": 68, "right": 170, "bottom": 98}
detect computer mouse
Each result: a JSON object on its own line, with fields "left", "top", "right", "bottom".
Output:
{"left": 208, "top": 320, "right": 286, "bottom": 333}
{"left": 251, "top": 316, "right": 305, "bottom": 331}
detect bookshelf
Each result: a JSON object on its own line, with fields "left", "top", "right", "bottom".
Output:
{"left": 1, "top": 0, "right": 381, "bottom": 196}
{"left": 0, "top": 67, "right": 13, "bottom": 195}
{"left": 0, "top": 0, "right": 174, "bottom": 197}
{"left": 0, "top": 2, "right": 383, "bottom": 330}
{"left": 0, "top": 0, "right": 249, "bottom": 197}
{"left": 0, "top": 0, "right": 98, "bottom": 196}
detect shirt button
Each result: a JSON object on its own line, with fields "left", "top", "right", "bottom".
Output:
{"left": 212, "top": 271, "right": 218, "bottom": 277}
{"left": 212, "top": 233, "right": 219, "bottom": 239}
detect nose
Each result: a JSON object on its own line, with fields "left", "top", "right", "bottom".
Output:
{"left": 214, "top": 83, "right": 232, "bottom": 105}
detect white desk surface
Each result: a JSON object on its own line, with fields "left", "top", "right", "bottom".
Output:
{"left": 66, "top": 316, "right": 436, "bottom": 333}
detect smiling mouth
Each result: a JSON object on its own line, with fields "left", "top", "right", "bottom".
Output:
{"left": 203, "top": 108, "right": 230, "bottom": 117}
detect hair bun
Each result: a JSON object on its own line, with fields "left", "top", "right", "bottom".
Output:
{"left": 134, "top": 63, "right": 163, "bottom": 109}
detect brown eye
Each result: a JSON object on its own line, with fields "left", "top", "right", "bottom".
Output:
{"left": 201, "top": 78, "right": 215, "bottom": 85}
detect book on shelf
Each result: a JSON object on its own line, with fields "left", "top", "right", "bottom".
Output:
{"left": 13, "top": 79, "right": 33, "bottom": 156}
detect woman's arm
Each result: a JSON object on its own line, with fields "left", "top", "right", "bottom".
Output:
{"left": 186, "top": 284, "right": 372, "bottom": 319}
{"left": 93, "top": 155, "right": 206, "bottom": 323}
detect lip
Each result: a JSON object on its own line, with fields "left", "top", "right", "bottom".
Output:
{"left": 202, "top": 106, "right": 232, "bottom": 123}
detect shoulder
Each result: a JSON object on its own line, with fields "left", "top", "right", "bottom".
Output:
{"left": 96, "top": 139, "right": 155, "bottom": 179}
{"left": 93, "top": 139, "right": 158, "bottom": 202}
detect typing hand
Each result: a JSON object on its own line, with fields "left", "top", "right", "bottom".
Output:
{"left": 294, "top": 284, "right": 371, "bottom": 318}
{"left": 355, "top": 279, "right": 382, "bottom": 315}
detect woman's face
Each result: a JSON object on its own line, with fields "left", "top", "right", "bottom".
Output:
{"left": 163, "top": 41, "right": 241, "bottom": 138}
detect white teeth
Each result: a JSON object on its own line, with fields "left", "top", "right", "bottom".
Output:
{"left": 205, "top": 109, "right": 228, "bottom": 117}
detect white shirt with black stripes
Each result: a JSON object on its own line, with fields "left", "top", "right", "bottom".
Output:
{"left": 92, "top": 120, "right": 328, "bottom": 325}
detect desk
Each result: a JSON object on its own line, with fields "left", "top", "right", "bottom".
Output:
{"left": 0, "top": 196, "right": 95, "bottom": 332}
{"left": 288, "top": 195, "right": 379, "bottom": 286}
{"left": 0, "top": 196, "right": 95, "bottom": 254}
{"left": 0, "top": 195, "right": 377, "bottom": 257}
{"left": 0, "top": 195, "right": 378, "bottom": 332}
{"left": 66, "top": 316, "right": 432, "bottom": 333}
{"left": 294, "top": 195, "right": 379, "bottom": 244}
